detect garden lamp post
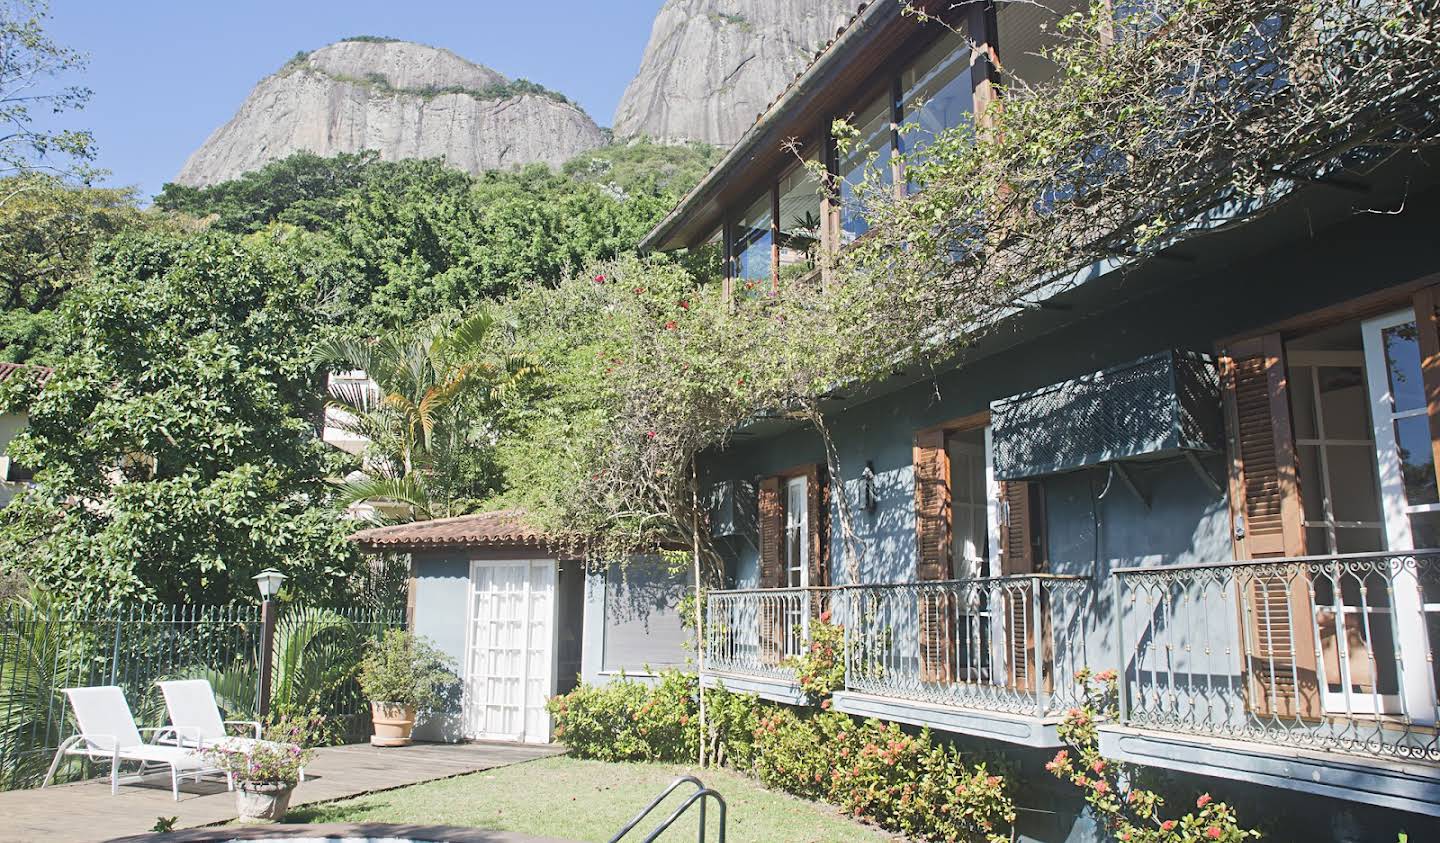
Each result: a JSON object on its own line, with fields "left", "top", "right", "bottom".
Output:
{"left": 253, "top": 568, "right": 287, "bottom": 721}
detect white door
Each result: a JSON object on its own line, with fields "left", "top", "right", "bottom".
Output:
{"left": 1361, "top": 310, "right": 1438, "bottom": 723}
{"left": 464, "top": 559, "right": 557, "bottom": 743}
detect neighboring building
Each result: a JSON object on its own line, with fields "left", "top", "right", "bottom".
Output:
{"left": 0, "top": 363, "right": 52, "bottom": 507}
{"left": 639, "top": 1, "right": 1440, "bottom": 840}
{"left": 349, "top": 510, "right": 690, "bottom": 744}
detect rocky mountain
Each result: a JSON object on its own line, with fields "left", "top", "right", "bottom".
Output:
{"left": 176, "top": 39, "right": 607, "bottom": 187}
{"left": 613, "top": 0, "right": 857, "bottom": 147}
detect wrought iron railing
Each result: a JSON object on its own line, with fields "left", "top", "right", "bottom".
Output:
{"left": 843, "top": 576, "right": 1094, "bottom": 717}
{"left": 1114, "top": 550, "right": 1440, "bottom": 762}
{"left": 704, "top": 587, "right": 836, "bottom": 681}
{"left": 703, "top": 576, "right": 1094, "bottom": 717}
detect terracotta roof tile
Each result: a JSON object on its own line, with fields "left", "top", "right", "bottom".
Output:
{"left": 348, "top": 508, "right": 560, "bottom": 551}
{"left": 0, "top": 362, "right": 53, "bottom": 385}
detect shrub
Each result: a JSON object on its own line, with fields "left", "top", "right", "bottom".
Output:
{"left": 786, "top": 611, "right": 845, "bottom": 704}
{"left": 549, "top": 670, "right": 1015, "bottom": 842}
{"left": 1047, "top": 669, "right": 1260, "bottom": 842}
{"left": 357, "top": 629, "right": 457, "bottom": 714}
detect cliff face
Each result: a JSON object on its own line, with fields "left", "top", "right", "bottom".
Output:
{"left": 176, "top": 39, "right": 606, "bottom": 187}
{"left": 612, "top": 0, "right": 856, "bottom": 147}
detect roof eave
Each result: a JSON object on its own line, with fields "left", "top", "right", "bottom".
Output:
{"left": 638, "top": 0, "right": 905, "bottom": 254}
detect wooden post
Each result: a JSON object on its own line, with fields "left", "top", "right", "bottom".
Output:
{"left": 257, "top": 598, "right": 278, "bottom": 722}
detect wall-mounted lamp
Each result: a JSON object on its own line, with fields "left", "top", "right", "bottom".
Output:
{"left": 862, "top": 462, "right": 878, "bottom": 513}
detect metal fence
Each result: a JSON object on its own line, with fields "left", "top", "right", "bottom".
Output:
{"left": 703, "top": 576, "right": 1095, "bottom": 717}
{"left": 0, "top": 601, "right": 404, "bottom": 791}
{"left": 1114, "top": 551, "right": 1440, "bottom": 762}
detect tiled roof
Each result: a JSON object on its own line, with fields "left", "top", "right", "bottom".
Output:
{"left": 348, "top": 509, "right": 559, "bottom": 551}
{"left": 0, "top": 362, "right": 54, "bottom": 385}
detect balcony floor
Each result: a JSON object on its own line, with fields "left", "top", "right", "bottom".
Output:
{"left": 1099, "top": 724, "right": 1440, "bottom": 818}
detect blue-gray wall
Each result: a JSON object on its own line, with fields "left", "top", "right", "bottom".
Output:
{"left": 696, "top": 184, "right": 1440, "bottom": 843}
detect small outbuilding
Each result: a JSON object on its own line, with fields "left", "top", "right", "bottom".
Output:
{"left": 350, "top": 509, "right": 691, "bottom": 744}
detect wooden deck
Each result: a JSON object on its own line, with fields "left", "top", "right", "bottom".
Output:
{"left": 0, "top": 741, "right": 565, "bottom": 843}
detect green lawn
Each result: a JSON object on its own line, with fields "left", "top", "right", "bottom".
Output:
{"left": 284, "top": 755, "right": 897, "bottom": 842}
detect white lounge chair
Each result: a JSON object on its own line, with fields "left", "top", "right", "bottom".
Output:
{"left": 156, "top": 678, "right": 304, "bottom": 781}
{"left": 42, "top": 685, "right": 223, "bottom": 800}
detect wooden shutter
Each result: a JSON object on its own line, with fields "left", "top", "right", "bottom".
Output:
{"left": 914, "top": 430, "right": 955, "bottom": 681}
{"left": 1219, "top": 333, "right": 1319, "bottom": 719}
{"left": 914, "top": 429, "right": 953, "bottom": 580}
{"left": 998, "top": 481, "right": 1042, "bottom": 692}
{"left": 1414, "top": 284, "right": 1440, "bottom": 502}
{"left": 757, "top": 476, "right": 784, "bottom": 664}
{"left": 805, "top": 465, "right": 831, "bottom": 622}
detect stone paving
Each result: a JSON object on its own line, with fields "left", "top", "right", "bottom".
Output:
{"left": 0, "top": 741, "right": 564, "bottom": 843}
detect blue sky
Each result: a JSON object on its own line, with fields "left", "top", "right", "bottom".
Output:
{"left": 40, "top": 1, "right": 666, "bottom": 199}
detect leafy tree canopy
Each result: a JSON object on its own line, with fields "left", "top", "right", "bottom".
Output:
{"left": 0, "top": 229, "right": 361, "bottom": 604}
{"left": 0, "top": 174, "right": 169, "bottom": 363}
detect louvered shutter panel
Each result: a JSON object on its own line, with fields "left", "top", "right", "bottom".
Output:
{"left": 914, "top": 430, "right": 952, "bottom": 580}
{"left": 1219, "top": 333, "right": 1319, "bottom": 719}
{"left": 805, "top": 465, "right": 831, "bottom": 623}
{"left": 1413, "top": 285, "right": 1440, "bottom": 502}
{"left": 913, "top": 430, "right": 955, "bottom": 681}
{"left": 998, "top": 481, "right": 1041, "bottom": 692}
{"left": 757, "top": 476, "right": 785, "bottom": 664}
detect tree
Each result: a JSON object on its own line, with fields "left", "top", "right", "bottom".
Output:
{"left": 0, "top": 229, "right": 362, "bottom": 604}
{"left": 316, "top": 311, "right": 534, "bottom": 521}
{"left": 0, "top": 0, "right": 95, "bottom": 188}
{"left": 154, "top": 151, "right": 381, "bottom": 234}
{"left": 0, "top": 174, "right": 158, "bottom": 362}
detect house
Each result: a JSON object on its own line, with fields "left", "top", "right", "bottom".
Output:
{"left": 0, "top": 362, "right": 52, "bottom": 507}
{"left": 349, "top": 509, "right": 691, "bottom": 744}
{"left": 638, "top": 0, "right": 1440, "bottom": 840}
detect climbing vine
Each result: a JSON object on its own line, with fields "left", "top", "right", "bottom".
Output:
{"left": 499, "top": 0, "right": 1440, "bottom": 569}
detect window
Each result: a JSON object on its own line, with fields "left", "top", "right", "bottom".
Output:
{"left": 838, "top": 90, "right": 895, "bottom": 243}
{"left": 602, "top": 559, "right": 692, "bottom": 673}
{"left": 776, "top": 160, "right": 822, "bottom": 281}
{"left": 899, "top": 28, "right": 973, "bottom": 181}
{"left": 996, "top": 0, "right": 1089, "bottom": 89}
{"left": 947, "top": 427, "right": 991, "bottom": 580}
{"left": 730, "top": 191, "right": 773, "bottom": 291}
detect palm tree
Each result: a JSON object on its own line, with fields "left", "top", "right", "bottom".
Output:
{"left": 315, "top": 311, "right": 534, "bottom": 521}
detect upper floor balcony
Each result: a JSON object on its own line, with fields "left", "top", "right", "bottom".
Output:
{"left": 704, "top": 574, "right": 1094, "bottom": 746}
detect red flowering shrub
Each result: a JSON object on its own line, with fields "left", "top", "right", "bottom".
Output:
{"left": 785, "top": 611, "right": 846, "bottom": 703}
{"left": 1048, "top": 668, "right": 1260, "bottom": 842}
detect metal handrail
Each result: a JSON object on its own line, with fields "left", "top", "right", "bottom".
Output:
{"left": 708, "top": 573, "right": 1091, "bottom": 596}
{"left": 609, "top": 775, "right": 727, "bottom": 843}
{"left": 1112, "top": 547, "right": 1440, "bottom": 574}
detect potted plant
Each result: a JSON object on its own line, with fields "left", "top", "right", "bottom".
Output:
{"left": 206, "top": 738, "right": 312, "bottom": 823}
{"left": 358, "top": 629, "right": 457, "bottom": 747}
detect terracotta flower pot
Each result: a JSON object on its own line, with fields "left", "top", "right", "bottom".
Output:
{"left": 235, "top": 781, "right": 294, "bottom": 822}
{"left": 370, "top": 701, "right": 417, "bottom": 747}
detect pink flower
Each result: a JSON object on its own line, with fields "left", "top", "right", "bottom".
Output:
{"left": 1206, "top": 828, "right": 1222, "bottom": 840}
{"left": 1197, "top": 793, "right": 1212, "bottom": 808}
{"left": 646, "top": 430, "right": 656, "bottom": 439}
{"left": 820, "top": 699, "right": 832, "bottom": 710}
{"left": 1161, "top": 820, "right": 1177, "bottom": 832}
{"left": 1091, "top": 760, "right": 1105, "bottom": 774}
{"left": 664, "top": 320, "right": 677, "bottom": 330}
{"left": 593, "top": 274, "right": 606, "bottom": 283}
{"left": 819, "top": 610, "right": 832, "bottom": 622}
{"left": 1092, "top": 779, "right": 1109, "bottom": 794}
{"left": 678, "top": 300, "right": 690, "bottom": 310}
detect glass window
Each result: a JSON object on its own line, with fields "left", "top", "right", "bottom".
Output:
{"left": 1382, "top": 322, "right": 1425, "bottom": 413}
{"left": 997, "top": 0, "right": 1089, "bottom": 89}
{"left": 776, "top": 160, "right": 822, "bottom": 282}
{"left": 838, "top": 90, "right": 894, "bottom": 243}
{"left": 730, "top": 191, "right": 773, "bottom": 288}
{"left": 899, "top": 29, "right": 972, "bottom": 181}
